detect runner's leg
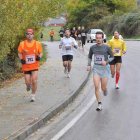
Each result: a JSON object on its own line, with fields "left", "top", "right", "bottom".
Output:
{"left": 93, "top": 75, "right": 101, "bottom": 102}
{"left": 116, "top": 63, "right": 121, "bottom": 84}
{"left": 110, "top": 65, "right": 115, "bottom": 76}
{"left": 101, "top": 77, "right": 108, "bottom": 96}
{"left": 68, "top": 61, "right": 71, "bottom": 73}
{"left": 101, "top": 77, "right": 108, "bottom": 91}
{"left": 63, "top": 61, "right": 67, "bottom": 68}
{"left": 24, "top": 74, "right": 31, "bottom": 87}
{"left": 31, "top": 71, "right": 38, "bottom": 95}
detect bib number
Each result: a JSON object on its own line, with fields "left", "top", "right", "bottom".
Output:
{"left": 65, "top": 46, "right": 71, "bottom": 51}
{"left": 94, "top": 55, "right": 104, "bottom": 64}
{"left": 114, "top": 48, "right": 121, "bottom": 55}
{"left": 78, "top": 34, "right": 81, "bottom": 37}
{"left": 82, "top": 33, "right": 85, "bottom": 36}
{"left": 26, "top": 54, "right": 36, "bottom": 64}
{"left": 60, "top": 32, "right": 63, "bottom": 34}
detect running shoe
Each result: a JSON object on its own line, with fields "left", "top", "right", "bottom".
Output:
{"left": 30, "top": 94, "right": 35, "bottom": 102}
{"left": 103, "top": 90, "right": 108, "bottom": 96}
{"left": 27, "top": 85, "right": 32, "bottom": 91}
{"left": 96, "top": 104, "right": 102, "bottom": 111}
{"left": 67, "top": 73, "right": 70, "bottom": 78}
{"left": 115, "top": 84, "right": 119, "bottom": 89}
{"left": 64, "top": 67, "right": 67, "bottom": 74}
{"left": 82, "top": 48, "right": 84, "bottom": 51}
{"left": 111, "top": 75, "right": 115, "bottom": 78}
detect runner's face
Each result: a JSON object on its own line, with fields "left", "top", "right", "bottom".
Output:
{"left": 65, "top": 30, "right": 70, "bottom": 37}
{"left": 114, "top": 31, "right": 119, "bottom": 39}
{"left": 82, "top": 27, "right": 84, "bottom": 30}
{"left": 96, "top": 34, "right": 104, "bottom": 45}
{"left": 26, "top": 32, "right": 34, "bottom": 40}
{"left": 73, "top": 27, "right": 75, "bottom": 30}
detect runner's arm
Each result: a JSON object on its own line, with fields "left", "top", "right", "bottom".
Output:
{"left": 106, "top": 47, "right": 114, "bottom": 64}
{"left": 122, "top": 41, "right": 126, "bottom": 53}
{"left": 87, "top": 47, "right": 93, "bottom": 66}
{"left": 59, "top": 39, "right": 63, "bottom": 49}
{"left": 72, "top": 38, "right": 78, "bottom": 49}
{"left": 18, "top": 52, "right": 23, "bottom": 60}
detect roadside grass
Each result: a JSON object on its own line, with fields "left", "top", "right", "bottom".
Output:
{"left": 39, "top": 26, "right": 61, "bottom": 41}
{"left": 40, "top": 43, "right": 47, "bottom": 65}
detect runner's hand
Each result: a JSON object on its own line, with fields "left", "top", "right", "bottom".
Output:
{"left": 101, "top": 61, "right": 107, "bottom": 66}
{"left": 20, "top": 59, "right": 25, "bottom": 64}
{"left": 123, "top": 51, "right": 126, "bottom": 54}
{"left": 36, "top": 55, "right": 41, "bottom": 61}
{"left": 113, "top": 51, "right": 115, "bottom": 54}
{"left": 87, "top": 66, "right": 90, "bottom": 71}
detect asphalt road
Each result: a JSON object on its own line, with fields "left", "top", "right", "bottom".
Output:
{"left": 26, "top": 41, "right": 140, "bottom": 140}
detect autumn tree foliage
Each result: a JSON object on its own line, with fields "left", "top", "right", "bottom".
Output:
{"left": 66, "top": 0, "right": 137, "bottom": 29}
{"left": 0, "top": 0, "right": 67, "bottom": 63}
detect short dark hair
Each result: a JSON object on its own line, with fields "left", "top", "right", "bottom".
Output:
{"left": 96, "top": 31, "right": 104, "bottom": 38}
{"left": 65, "top": 28, "right": 70, "bottom": 32}
{"left": 113, "top": 30, "right": 119, "bottom": 35}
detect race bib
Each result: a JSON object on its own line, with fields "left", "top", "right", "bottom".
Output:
{"left": 51, "top": 34, "right": 54, "bottom": 36}
{"left": 78, "top": 34, "right": 81, "bottom": 37}
{"left": 114, "top": 48, "right": 121, "bottom": 55}
{"left": 82, "top": 33, "right": 86, "bottom": 36}
{"left": 60, "top": 32, "right": 63, "bottom": 34}
{"left": 26, "top": 54, "right": 36, "bottom": 64}
{"left": 94, "top": 55, "right": 104, "bottom": 64}
{"left": 65, "top": 46, "right": 71, "bottom": 51}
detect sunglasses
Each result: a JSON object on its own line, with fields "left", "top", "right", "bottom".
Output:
{"left": 26, "top": 33, "right": 33, "bottom": 35}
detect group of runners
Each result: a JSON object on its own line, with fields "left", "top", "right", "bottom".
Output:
{"left": 18, "top": 28, "right": 126, "bottom": 111}
{"left": 59, "top": 26, "right": 87, "bottom": 51}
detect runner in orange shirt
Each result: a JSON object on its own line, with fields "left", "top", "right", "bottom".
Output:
{"left": 49, "top": 29, "right": 55, "bottom": 42}
{"left": 18, "top": 29, "right": 43, "bottom": 102}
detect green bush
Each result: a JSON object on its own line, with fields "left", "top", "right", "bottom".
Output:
{"left": 93, "top": 9, "right": 140, "bottom": 38}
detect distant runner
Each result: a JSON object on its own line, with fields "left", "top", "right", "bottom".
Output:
{"left": 75, "top": 26, "right": 81, "bottom": 48}
{"left": 81, "top": 26, "right": 87, "bottom": 51}
{"left": 59, "top": 28, "right": 64, "bottom": 39}
{"left": 18, "top": 29, "right": 43, "bottom": 102}
{"left": 49, "top": 29, "right": 55, "bottom": 42}
{"left": 87, "top": 32, "right": 114, "bottom": 111}
{"left": 71, "top": 27, "right": 76, "bottom": 40}
{"left": 59, "top": 28, "right": 78, "bottom": 78}
{"left": 107, "top": 31, "right": 126, "bottom": 89}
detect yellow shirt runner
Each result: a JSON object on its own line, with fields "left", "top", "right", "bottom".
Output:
{"left": 107, "top": 38, "right": 126, "bottom": 56}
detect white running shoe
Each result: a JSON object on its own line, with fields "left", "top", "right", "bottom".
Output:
{"left": 27, "top": 85, "right": 32, "bottom": 91}
{"left": 111, "top": 75, "right": 115, "bottom": 78}
{"left": 30, "top": 94, "right": 35, "bottom": 102}
{"left": 96, "top": 104, "right": 102, "bottom": 111}
{"left": 67, "top": 73, "right": 70, "bottom": 78}
{"left": 64, "top": 67, "right": 67, "bottom": 74}
{"left": 115, "top": 84, "right": 119, "bottom": 89}
{"left": 103, "top": 90, "right": 108, "bottom": 96}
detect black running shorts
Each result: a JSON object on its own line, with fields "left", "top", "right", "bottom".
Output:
{"left": 82, "top": 38, "right": 86, "bottom": 46}
{"left": 109, "top": 56, "right": 122, "bottom": 65}
{"left": 62, "top": 55, "right": 73, "bottom": 62}
{"left": 24, "top": 69, "right": 38, "bottom": 74}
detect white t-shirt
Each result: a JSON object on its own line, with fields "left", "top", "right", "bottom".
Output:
{"left": 59, "top": 37, "right": 77, "bottom": 56}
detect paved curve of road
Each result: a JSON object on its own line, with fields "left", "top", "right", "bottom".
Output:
{"left": 26, "top": 41, "right": 140, "bottom": 140}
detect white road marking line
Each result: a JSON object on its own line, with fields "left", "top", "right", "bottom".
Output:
{"left": 51, "top": 95, "right": 96, "bottom": 140}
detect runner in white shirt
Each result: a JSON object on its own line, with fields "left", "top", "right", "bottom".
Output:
{"left": 59, "top": 28, "right": 78, "bottom": 78}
